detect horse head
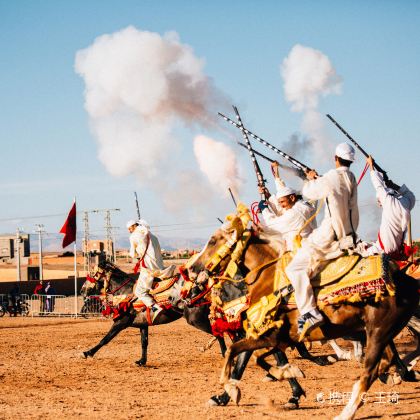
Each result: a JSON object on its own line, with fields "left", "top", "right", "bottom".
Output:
{"left": 80, "top": 260, "right": 126, "bottom": 297}
{"left": 185, "top": 203, "right": 252, "bottom": 284}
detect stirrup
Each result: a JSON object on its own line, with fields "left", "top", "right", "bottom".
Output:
{"left": 298, "top": 312, "right": 324, "bottom": 342}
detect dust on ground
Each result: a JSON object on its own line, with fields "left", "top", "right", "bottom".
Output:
{"left": 0, "top": 317, "right": 419, "bottom": 419}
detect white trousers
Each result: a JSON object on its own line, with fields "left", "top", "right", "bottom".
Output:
{"left": 285, "top": 247, "right": 317, "bottom": 315}
{"left": 134, "top": 269, "right": 155, "bottom": 307}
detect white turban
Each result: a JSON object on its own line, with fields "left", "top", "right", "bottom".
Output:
{"left": 137, "top": 219, "right": 150, "bottom": 230}
{"left": 276, "top": 186, "right": 296, "bottom": 199}
{"left": 126, "top": 220, "right": 137, "bottom": 229}
{"left": 335, "top": 142, "right": 355, "bottom": 162}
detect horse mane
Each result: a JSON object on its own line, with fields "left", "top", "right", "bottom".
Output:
{"left": 254, "top": 228, "right": 286, "bottom": 256}
{"left": 244, "top": 229, "right": 284, "bottom": 260}
{"left": 99, "top": 260, "right": 130, "bottom": 279}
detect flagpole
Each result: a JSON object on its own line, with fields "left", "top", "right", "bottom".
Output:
{"left": 74, "top": 197, "right": 78, "bottom": 318}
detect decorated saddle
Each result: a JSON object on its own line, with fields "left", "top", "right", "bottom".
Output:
{"left": 245, "top": 253, "right": 396, "bottom": 338}
{"left": 102, "top": 266, "right": 179, "bottom": 321}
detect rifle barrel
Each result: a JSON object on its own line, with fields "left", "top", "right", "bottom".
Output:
{"left": 326, "top": 114, "right": 387, "bottom": 176}
{"left": 219, "top": 112, "right": 311, "bottom": 172}
{"left": 134, "top": 192, "right": 141, "bottom": 220}
{"left": 237, "top": 141, "right": 305, "bottom": 179}
{"left": 232, "top": 106, "right": 266, "bottom": 189}
{"left": 228, "top": 187, "right": 237, "bottom": 207}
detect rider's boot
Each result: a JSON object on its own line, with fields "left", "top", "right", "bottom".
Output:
{"left": 298, "top": 308, "right": 325, "bottom": 341}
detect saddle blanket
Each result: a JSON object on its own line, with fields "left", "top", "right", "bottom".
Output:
{"left": 102, "top": 275, "right": 178, "bottom": 320}
{"left": 245, "top": 254, "right": 395, "bottom": 338}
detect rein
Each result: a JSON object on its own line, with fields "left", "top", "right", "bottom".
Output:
{"left": 90, "top": 265, "right": 136, "bottom": 295}
{"left": 107, "top": 276, "right": 136, "bottom": 295}
{"left": 212, "top": 256, "right": 280, "bottom": 286}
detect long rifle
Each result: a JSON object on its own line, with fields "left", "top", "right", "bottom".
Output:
{"left": 228, "top": 187, "right": 237, "bottom": 207}
{"left": 237, "top": 141, "right": 305, "bottom": 180}
{"left": 219, "top": 111, "right": 312, "bottom": 173}
{"left": 232, "top": 106, "right": 267, "bottom": 198}
{"left": 134, "top": 192, "right": 141, "bottom": 220}
{"left": 326, "top": 114, "right": 388, "bottom": 179}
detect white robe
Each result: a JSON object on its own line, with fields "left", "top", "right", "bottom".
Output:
{"left": 301, "top": 166, "right": 359, "bottom": 260}
{"left": 369, "top": 169, "right": 416, "bottom": 254}
{"left": 285, "top": 166, "right": 359, "bottom": 315}
{"left": 129, "top": 226, "right": 164, "bottom": 271}
{"left": 261, "top": 199, "right": 317, "bottom": 251}
{"left": 129, "top": 225, "right": 164, "bottom": 306}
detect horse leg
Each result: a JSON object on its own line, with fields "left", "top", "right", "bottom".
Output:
{"left": 218, "top": 337, "right": 303, "bottom": 406}
{"left": 352, "top": 340, "right": 364, "bottom": 363}
{"left": 261, "top": 350, "right": 306, "bottom": 409}
{"left": 135, "top": 325, "right": 149, "bottom": 366}
{"left": 388, "top": 339, "right": 418, "bottom": 382}
{"left": 82, "top": 315, "right": 132, "bottom": 358}
{"left": 217, "top": 336, "right": 227, "bottom": 357}
{"left": 329, "top": 339, "right": 352, "bottom": 361}
{"left": 207, "top": 350, "right": 253, "bottom": 407}
{"left": 295, "top": 341, "right": 334, "bottom": 366}
{"left": 183, "top": 306, "right": 227, "bottom": 357}
{"left": 402, "top": 328, "right": 420, "bottom": 375}
{"left": 334, "top": 308, "right": 411, "bottom": 420}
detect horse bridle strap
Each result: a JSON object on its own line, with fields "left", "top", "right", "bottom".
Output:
{"left": 205, "top": 229, "right": 251, "bottom": 274}
{"left": 107, "top": 276, "right": 136, "bottom": 295}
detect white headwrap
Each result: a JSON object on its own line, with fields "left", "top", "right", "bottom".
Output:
{"left": 276, "top": 186, "right": 296, "bottom": 199}
{"left": 335, "top": 142, "right": 355, "bottom": 162}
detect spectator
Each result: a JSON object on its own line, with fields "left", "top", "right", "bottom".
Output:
{"left": 8, "top": 284, "right": 20, "bottom": 316}
{"left": 33, "top": 281, "right": 46, "bottom": 313}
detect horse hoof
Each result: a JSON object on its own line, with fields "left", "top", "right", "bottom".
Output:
{"left": 135, "top": 359, "right": 147, "bottom": 367}
{"left": 327, "top": 356, "right": 337, "bottom": 364}
{"left": 82, "top": 351, "right": 91, "bottom": 359}
{"left": 262, "top": 374, "right": 277, "bottom": 383}
{"left": 206, "top": 397, "right": 219, "bottom": 407}
{"left": 285, "top": 364, "right": 305, "bottom": 379}
{"left": 224, "top": 381, "right": 241, "bottom": 405}
{"left": 284, "top": 398, "right": 299, "bottom": 410}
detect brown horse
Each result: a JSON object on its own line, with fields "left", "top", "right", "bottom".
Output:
{"left": 187, "top": 216, "right": 419, "bottom": 420}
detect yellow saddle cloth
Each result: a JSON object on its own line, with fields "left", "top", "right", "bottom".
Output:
{"left": 245, "top": 253, "right": 395, "bottom": 338}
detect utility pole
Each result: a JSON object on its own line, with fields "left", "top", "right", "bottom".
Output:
{"left": 88, "top": 208, "right": 120, "bottom": 263}
{"left": 35, "top": 224, "right": 45, "bottom": 281}
{"left": 15, "top": 228, "right": 21, "bottom": 283}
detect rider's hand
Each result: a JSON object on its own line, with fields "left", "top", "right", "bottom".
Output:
{"left": 258, "top": 186, "right": 270, "bottom": 198}
{"left": 258, "top": 200, "right": 268, "bottom": 212}
{"left": 305, "top": 169, "right": 318, "bottom": 180}
{"left": 366, "top": 155, "right": 374, "bottom": 171}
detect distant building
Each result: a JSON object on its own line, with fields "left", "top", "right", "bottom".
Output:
{"left": 82, "top": 239, "right": 114, "bottom": 256}
{"left": 0, "top": 234, "right": 30, "bottom": 262}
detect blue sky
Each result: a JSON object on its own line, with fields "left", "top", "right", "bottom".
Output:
{"left": 0, "top": 0, "right": 419, "bottom": 248}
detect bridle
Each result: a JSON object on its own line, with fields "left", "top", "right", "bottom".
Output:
{"left": 88, "top": 263, "right": 135, "bottom": 295}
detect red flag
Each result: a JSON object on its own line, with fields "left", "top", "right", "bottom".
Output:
{"left": 60, "top": 201, "right": 77, "bottom": 248}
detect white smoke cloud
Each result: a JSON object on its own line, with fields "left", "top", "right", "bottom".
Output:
{"left": 281, "top": 44, "right": 342, "bottom": 163}
{"left": 193, "top": 135, "right": 242, "bottom": 197}
{"left": 75, "top": 26, "right": 231, "bottom": 216}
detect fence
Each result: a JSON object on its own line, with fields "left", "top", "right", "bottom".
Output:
{"left": 27, "top": 295, "right": 105, "bottom": 317}
{"left": 0, "top": 294, "right": 107, "bottom": 318}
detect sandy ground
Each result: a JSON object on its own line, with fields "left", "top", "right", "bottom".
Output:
{"left": 0, "top": 317, "right": 419, "bottom": 420}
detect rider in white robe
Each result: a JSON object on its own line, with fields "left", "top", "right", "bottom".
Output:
{"left": 259, "top": 162, "right": 317, "bottom": 251}
{"left": 127, "top": 220, "right": 164, "bottom": 310}
{"left": 285, "top": 143, "right": 359, "bottom": 338}
{"left": 364, "top": 156, "right": 416, "bottom": 257}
